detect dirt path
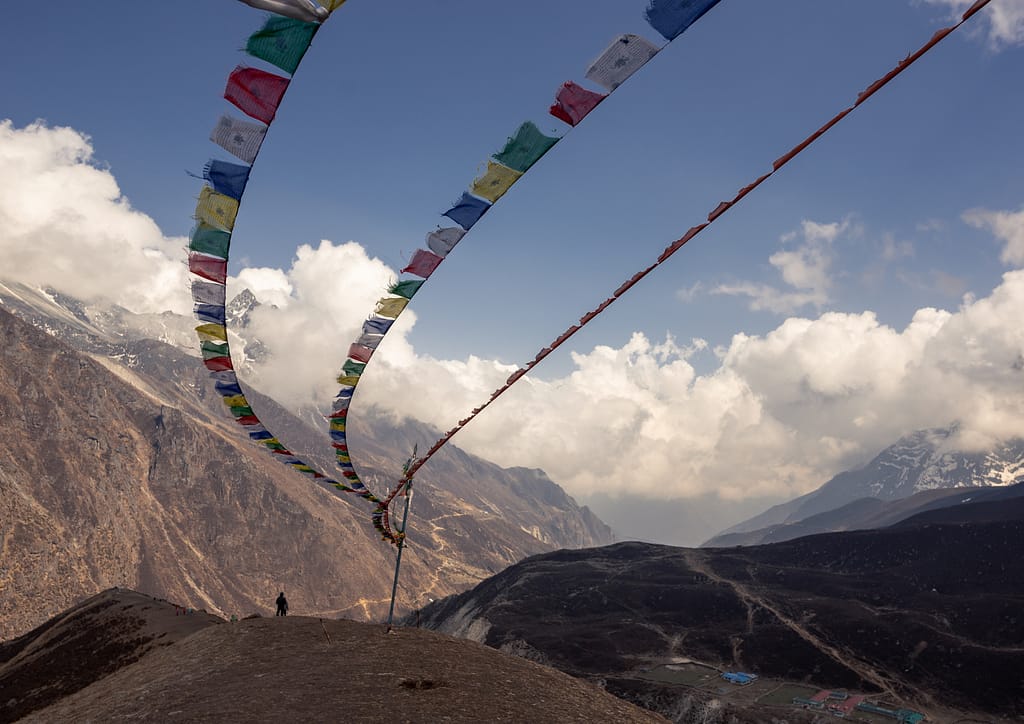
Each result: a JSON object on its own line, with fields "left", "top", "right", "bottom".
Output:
{"left": 680, "top": 549, "right": 912, "bottom": 702}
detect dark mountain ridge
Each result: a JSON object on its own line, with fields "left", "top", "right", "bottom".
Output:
{"left": 416, "top": 501, "right": 1024, "bottom": 722}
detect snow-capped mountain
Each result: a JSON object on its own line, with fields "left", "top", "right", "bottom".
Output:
{"left": 708, "top": 425, "right": 1024, "bottom": 543}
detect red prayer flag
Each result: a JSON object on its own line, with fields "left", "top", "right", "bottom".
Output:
{"left": 189, "top": 253, "right": 228, "bottom": 284}
{"left": 347, "top": 344, "right": 373, "bottom": 363}
{"left": 224, "top": 66, "right": 290, "bottom": 125}
{"left": 236, "top": 415, "right": 261, "bottom": 425}
{"left": 203, "top": 356, "right": 234, "bottom": 372}
{"left": 400, "top": 248, "right": 443, "bottom": 278}
{"left": 549, "top": 81, "right": 606, "bottom": 127}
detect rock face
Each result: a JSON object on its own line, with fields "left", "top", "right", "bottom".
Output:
{"left": 707, "top": 426, "right": 1024, "bottom": 545}
{"left": 1, "top": 589, "right": 662, "bottom": 724}
{"left": 416, "top": 503, "right": 1024, "bottom": 722}
{"left": 0, "top": 293, "right": 611, "bottom": 641}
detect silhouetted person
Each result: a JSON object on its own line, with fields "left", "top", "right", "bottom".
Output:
{"left": 276, "top": 592, "right": 288, "bottom": 616}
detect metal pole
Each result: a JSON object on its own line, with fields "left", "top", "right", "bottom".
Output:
{"left": 385, "top": 480, "right": 412, "bottom": 631}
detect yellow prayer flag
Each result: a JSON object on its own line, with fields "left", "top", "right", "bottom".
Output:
{"left": 375, "top": 296, "right": 409, "bottom": 318}
{"left": 330, "top": 419, "right": 346, "bottom": 432}
{"left": 195, "top": 323, "right": 227, "bottom": 341}
{"left": 323, "top": 0, "right": 346, "bottom": 11}
{"left": 336, "top": 375, "right": 360, "bottom": 386}
{"left": 196, "top": 187, "right": 239, "bottom": 231}
{"left": 222, "top": 394, "right": 248, "bottom": 407}
{"left": 469, "top": 160, "right": 523, "bottom": 203}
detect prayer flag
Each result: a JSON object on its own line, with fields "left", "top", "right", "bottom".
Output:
{"left": 196, "top": 323, "right": 228, "bottom": 342}
{"left": 210, "top": 114, "right": 266, "bottom": 164}
{"left": 224, "top": 66, "right": 290, "bottom": 125}
{"left": 585, "top": 34, "right": 660, "bottom": 91}
{"left": 363, "top": 316, "right": 394, "bottom": 335}
{"left": 203, "top": 160, "right": 250, "bottom": 201}
{"left": 342, "top": 360, "right": 365, "bottom": 376}
{"left": 194, "top": 303, "right": 227, "bottom": 325}
{"left": 246, "top": 16, "right": 317, "bottom": 75}
{"left": 426, "top": 227, "right": 465, "bottom": 257}
{"left": 216, "top": 381, "right": 244, "bottom": 396}
{"left": 204, "top": 356, "right": 234, "bottom": 372}
{"left": 549, "top": 81, "right": 606, "bottom": 126}
{"left": 336, "top": 375, "right": 360, "bottom": 387}
{"left": 401, "top": 249, "right": 443, "bottom": 278}
{"left": 348, "top": 344, "right": 374, "bottom": 363}
{"left": 195, "top": 187, "right": 239, "bottom": 231}
{"left": 389, "top": 279, "right": 423, "bottom": 299}
{"left": 493, "top": 121, "right": 559, "bottom": 173}
{"left": 375, "top": 296, "right": 409, "bottom": 318}
{"left": 189, "top": 253, "right": 228, "bottom": 285}
{"left": 443, "top": 192, "right": 491, "bottom": 231}
{"left": 192, "top": 280, "right": 226, "bottom": 305}
{"left": 469, "top": 160, "right": 523, "bottom": 203}
{"left": 354, "top": 333, "right": 382, "bottom": 349}
{"left": 644, "top": 0, "right": 721, "bottom": 41}
{"left": 189, "top": 224, "right": 230, "bottom": 258}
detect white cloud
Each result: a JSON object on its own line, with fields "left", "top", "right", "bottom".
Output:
{"left": 6, "top": 119, "right": 1024, "bottom": 511}
{"left": 0, "top": 121, "right": 190, "bottom": 313}
{"left": 711, "top": 218, "right": 850, "bottom": 313}
{"left": 921, "top": 0, "right": 1024, "bottom": 49}
{"left": 963, "top": 206, "right": 1024, "bottom": 265}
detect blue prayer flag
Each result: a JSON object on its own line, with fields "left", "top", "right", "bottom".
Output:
{"left": 443, "top": 192, "right": 491, "bottom": 231}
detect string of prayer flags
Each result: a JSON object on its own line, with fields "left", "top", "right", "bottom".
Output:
{"left": 469, "top": 160, "right": 523, "bottom": 203}
{"left": 443, "top": 192, "right": 491, "bottom": 231}
{"left": 246, "top": 16, "right": 318, "bottom": 75}
{"left": 585, "top": 34, "right": 661, "bottom": 91}
{"left": 189, "top": 225, "right": 231, "bottom": 258}
{"left": 210, "top": 115, "right": 267, "bottom": 164}
{"left": 401, "top": 249, "right": 443, "bottom": 278}
{"left": 202, "top": 160, "right": 250, "bottom": 201}
{"left": 192, "top": 280, "right": 226, "bottom": 305}
{"left": 224, "top": 66, "right": 290, "bottom": 125}
{"left": 549, "top": 81, "right": 606, "bottom": 127}
{"left": 195, "top": 187, "right": 239, "bottom": 231}
{"left": 189, "top": 253, "right": 228, "bottom": 284}
{"left": 426, "top": 227, "right": 465, "bottom": 258}
{"left": 644, "top": 0, "right": 722, "bottom": 41}
{"left": 237, "top": 0, "right": 327, "bottom": 23}
{"left": 492, "top": 122, "right": 559, "bottom": 173}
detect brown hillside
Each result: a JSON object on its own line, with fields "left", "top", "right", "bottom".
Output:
{"left": 8, "top": 591, "right": 662, "bottom": 723}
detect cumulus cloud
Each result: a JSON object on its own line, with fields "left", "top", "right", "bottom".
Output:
{"left": 922, "top": 0, "right": 1024, "bottom": 49}
{"left": 6, "top": 119, "right": 1024, "bottom": 510}
{"left": 963, "top": 206, "right": 1024, "bottom": 265}
{"left": 0, "top": 121, "right": 190, "bottom": 313}
{"left": 711, "top": 218, "right": 851, "bottom": 313}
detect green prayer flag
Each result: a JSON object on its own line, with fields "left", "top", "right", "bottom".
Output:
{"left": 492, "top": 121, "right": 559, "bottom": 173}
{"left": 201, "top": 340, "right": 229, "bottom": 357}
{"left": 389, "top": 279, "right": 424, "bottom": 299}
{"left": 190, "top": 224, "right": 230, "bottom": 258}
{"left": 245, "top": 16, "right": 318, "bottom": 75}
{"left": 342, "top": 360, "right": 365, "bottom": 376}
{"left": 230, "top": 405, "right": 255, "bottom": 417}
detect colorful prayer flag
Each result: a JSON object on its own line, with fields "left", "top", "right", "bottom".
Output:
{"left": 585, "top": 34, "right": 660, "bottom": 91}
{"left": 469, "top": 160, "right": 523, "bottom": 203}
{"left": 492, "top": 121, "right": 559, "bottom": 173}
{"left": 189, "top": 224, "right": 230, "bottom": 258}
{"left": 644, "top": 0, "right": 721, "bottom": 41}
{"left": 210, "top": 114, "right": 266, "bottom": 164}
{"left": 246, "top": 16, "right": 318, "bottom": 75}
{"left": 192, "top": 280, "right": 226, "bottom": 305}
{"left": 195, "top": 187, "right": 239, "bottom": 231}
{"left": 375, "top": 296, "right": 409, "bottom": 318}
{"left": 549, "top": 81, "right": 606, "bottom": 126}
{"left": 443, "top": 192, "right": 491, "bottom": 231}
{"left": 203, "top": 160, "right": 250, "bottom": 201}
{"left": 224, "top": 66, "right": 290, "bottom": 125}
{"left": 389, "top": 279, "right": 424, "bottom": 299}
{"left": 194, "top": 303, "right": 227, "bottom": 325}
{"left": 401, "top": 249, "right": 443, "bottom": 278}
{"left": 196, "top": 323, "right": 228, "bottom": 342}
{"left": 238, "top": 0, "right": 328, "bottom": 22}
{"left": 426, "top": 227, "right": 465, "bottom": 258}
{"left": 189, "top": 253, "right": 228, "bottom": 285}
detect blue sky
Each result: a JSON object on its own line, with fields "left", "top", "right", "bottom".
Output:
{"left": 3, "top": 0, "right": 1023, "bottom": 544}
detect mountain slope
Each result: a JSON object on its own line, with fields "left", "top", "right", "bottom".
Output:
{"left": 0, "top": 299, "right": 610, "bottom": 640}
{"left": 2, "top": 590, "right": 661, "bottom": 724}
{"left": 417, "top": 507, "right": 1024, "bottom": 721}
{"left": 709, "top": 426, "right": 1024, "bottom": 544}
